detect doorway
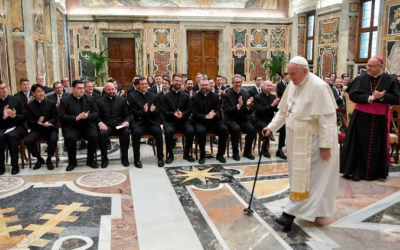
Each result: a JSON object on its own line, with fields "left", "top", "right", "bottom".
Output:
{"left": 187, "top": 31, "right": 219, "bottom": 81}
{"left": 107, "top": 38, "right": 136, "bottom": 91}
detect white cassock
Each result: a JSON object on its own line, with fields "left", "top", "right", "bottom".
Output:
{"left": 268, "top": 72, "right": 339, "bottom": 222}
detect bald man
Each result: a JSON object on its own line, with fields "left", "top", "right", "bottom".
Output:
{"left": 263, "top": 56, "right": 339, "bottom": 229}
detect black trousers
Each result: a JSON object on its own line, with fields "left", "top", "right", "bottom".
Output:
{"left": 25, "top": 128, "right": 58, "bottom": 158}
{"left": 194, "top": 121, "right": 228, "bottom": 157}
{"left": 98, "top": 126, "right": 130, "bottom": 159}
{"left": 131, "top": 123, "right": 163, "bottom": 160}
{"left": 63, "top": 126, "right": 98, "bottom": 165}
{"left": 254, "top": 120, "right": 270, "bottom": 152}
{"left": 227, "top": 120, "right": 256, "bottom": 154}
{"left": 278, "top": 125, "right": 286, "bottom": 149}
{"left": 164, "top": 122, "right": 194, "bottom": 156}
{"left": 0, "top": 126, "right": 27, "bottom": 168}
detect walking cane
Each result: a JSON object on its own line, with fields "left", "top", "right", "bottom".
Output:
{"left": 244, "top": 136, "right": 267, "bottom": 215}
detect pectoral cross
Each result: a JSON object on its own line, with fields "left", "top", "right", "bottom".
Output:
{"left": 287, "top": 99, "right": 295, "bottom": 118}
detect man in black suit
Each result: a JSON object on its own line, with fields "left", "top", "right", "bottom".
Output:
{"left": 193, "top": 73, "right": 203, "bottom": 92}
{"left": 97, "top": 82, "right": 131, "bottom": 168}
{"left": 214, "top": 75, "right": 226, "bottom": 97}
{"left": 61, "top": 77, "right": 72, "bottom": 94}
{"left": 127, "top": 77, "right": 164, "bottom": 168}
{"left": 276, "top": 73, "right": 290, "bottom": 98}
{"left": 332, "top": 78, "right": 345, "bottom": 109}
{"left": 84, "top": 80, "right": 102, "bottom": 100}
{"left": 0, "top": 80, "right": 27, "bottom": 175}
{"left": 59, "top": 80, "right": 99, "bottom": 171}
{"left": 249, "top": 76, "right": 263, "bottom": 97}
{"left": 14, "top": 78, "right": 34, "bottom": 109}
{"left": 162, "top": 73, "right": 195, "bottom": 164}
{"left": 192, "top": 77, "right": 228, "bottom": 164}
{"left": 47, "top": 82, "right": 67, "bottom": 109}
{"left": 127, "top": 75, "right": 140, "bottom": 95}
{"left": 36, "top": 75, "right": 53, "bottom": 93}
{"left": 183, "top": 79, "right": 194, "bottom": 98}
{"left": 149, "top": 75, "right": 163, "bottom": 94}
{"left": 25, "top": 84, "right": 58, "bottom": 170}
{"left": 254, "top": 80, "right": 281, "bottom": 158}
{"left": 221, "top": 75, "right": 256, "bottom": 161}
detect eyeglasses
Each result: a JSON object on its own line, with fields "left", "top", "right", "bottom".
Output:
{"left": 0, "top": 87, "right": 7, "bottom": 90}
{"left": 367, "top": 64, "right": 380, "bottom": 68}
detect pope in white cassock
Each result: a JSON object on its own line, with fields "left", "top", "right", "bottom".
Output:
{"left": 263, "top": 56, "right": 339, "bottom": 229}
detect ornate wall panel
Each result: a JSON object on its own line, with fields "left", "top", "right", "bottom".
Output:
{"left": 153, "top": 28, "right": 170, "bottom": 48}
{"left": 387, "top": 3, "right": 400, "bottom": 35}
{"left": 230, "top": 25, "right": 289, "bottom": 81}
{"left": 44, "top": 4, "right": 52, "bottom": 44}
{"left": 77, "top": 26, "right": 97, "bottom": 49}
{"left": 57, "top": 11, "right": 65, "bottom": 48}
{"left": 36, "top": 40, "right": 46, "bottom": 77}
{"left": 318, "top": 18, "right": 339, "bottom": 44}
{"left": 386, "top": 41, "right": 400, "bottom": 75}
{"left": 46, "top": 46, "right": 54, "bottom": 84}
{"left": 12, "top": 36, "right": 27, "bottom": 84}
{"left": 153, "top": 51, "right": 171, "bottom": 76}
{"left": 69, "top": 29, "right": 76, "bottom": 80}
{"left": 271, "top": 28, "right": 285, "bottom": 48}
{"left": 0, "top": 0, "right": 4, "bottom": 17}
{"left": 11, "top": 0, "right": 23, "bottom": 32}
{"left": 297, "top": 26, "right": 306, "bottom": 57}
{"left": 0, "top": 24, "right": 9, "bottom": 85}
{"left": 79, "top": 51, "right": 95, "bottom": 78}
{"left": 347, "top": 15, "right": 358, "bottom": 62}
{"left": 34, "top": 0, "right": 44, "bottom": 35}
{"left": 381, "top": 1, "right": 400, "bottom": 72}
{"left": 250, "top": 50, "right": 268, "bottom": 80}
{"left": 317, "top": 46, "right": 338, "bottom": 78}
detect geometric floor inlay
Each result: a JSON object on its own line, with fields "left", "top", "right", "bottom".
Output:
{"left": 76, "top": 172, "right": 127, "bottom": 187}
{"left": 0, "top": 177, "right": 24, "bottom": 192}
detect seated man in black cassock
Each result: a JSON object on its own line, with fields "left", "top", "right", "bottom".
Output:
{"left": 97, "top": 82, "right": 131, "bottom": 168}
{"left": 25, "top": 84, "right": 58, "bottom": 170}
{"left": 127, "top": 77, "right": 164, "bottom": 168}
{"left": 253, "top": 80, "right": 285, "bottom": 158}
{"left": 162, "top": 73, "right": 195, "bottom": 164}
{"left": 192, "top": 77, "right": 228, "bottom": 164}
{"left": 59, "top": 80, "right": 99, "bottom": 171}
{"left": 0, "top": 80, "right": 27, "bottom": 175}
{"left": 221, "top": 75, "right": 256, "bottom": 161}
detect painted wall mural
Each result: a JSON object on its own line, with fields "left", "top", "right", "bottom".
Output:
{"left": 0, "top": 24, "right": 9, "bottom": 85}
{"left": 297, "top": 26, "right": 306, "bottom": 57}
{"left": 318, "top": 18, "right": 339, "bottom": 44}
{"left": 0, "top": 0, "right": 5, "bottom": 17}
{"left": 80, "top": 0, "right": 279, "bottom": 9}
{"left": 387, "top": 3, "right": 400, "bottom": 35}
{"left": 77, "top": 26, "right": 97, "bottom": 49}
{"left": 250, "top": 29, "right": 268, "bottom": 48}
{"left": 317, "top": 46, "right": 338, "bottom": 79}
{"left": 79, "top": 51, "right": 95, "bottom": 78}
{"left": 386, "top": 41, "right": 400, "bottom": 75}
{"left": 153, "top": 51, "right": 171, "bottom": 76}
{"left": 12, "top": 36, "right": 27, "bottom": 84}
{"left": 34, "top": 0, "right": 44, "bottom": 35}
{"left": 348, "top": 15, "right": 358, "bottom": 62}
{"left": 46, "top": 46, "right": 54, "bottom": 85}
{"left": 11, "top": 0, "right": 23, "bottom": 32}
{"left": 36, "top": 40, "right": 46, "bottom": 77}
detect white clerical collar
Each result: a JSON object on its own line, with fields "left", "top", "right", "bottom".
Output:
{"left": 72, "top": 94, "right": 81, "bottom": 99}
{"left": 234, "top": 90, "right": 241, "bottom": 94}
{"left": 23, "top": 91, "right": 29, "bottom": 95}
{"left": 36, "top": 99, "right": 44, "bottom": 103}
{"left": 1, "top": 95, "right": 8, "bottom": 101}
{"left": 163, "top": 91, "right": 169, "bottom": 94}
{"left": 141, "top": 91, "right": 147, "bottom": 95}
{"left": 202, "top": 92, "right": 209, "bottom": 96}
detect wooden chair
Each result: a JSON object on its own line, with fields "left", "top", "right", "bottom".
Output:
{"left": 5, "top": 139, "right": 27, "bottom": 169}
{"left": 390, "top": 105, "right": 400, "bottom": 163}
{"left": 337, "top": 108, "right": 348, "bottom": 148}
{"left": 140, "top": 132, "right": 156, "bottom": 156}
{"left": 342, "top": 86, "right": 354, "bottom": 121}
{"left": 166, "top": 130, "right": 186, "bottom": 158}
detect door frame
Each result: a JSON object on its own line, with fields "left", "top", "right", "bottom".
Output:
{"left": 180, "top": 22, "right": 230, "bottom": 77}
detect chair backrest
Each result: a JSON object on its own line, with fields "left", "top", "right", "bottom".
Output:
{"left": 391, "top": 105, "right": 400, "bottom": 135}
{"left": 336, "top": 108, "right": 348, "bottom": 134}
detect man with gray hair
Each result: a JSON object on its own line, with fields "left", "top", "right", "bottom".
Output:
{"left": 263, "top": 56, "right": 339, "bottom": 229}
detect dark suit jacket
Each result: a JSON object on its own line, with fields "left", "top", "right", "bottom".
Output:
{"left": 161, "top": 91, "right": 192, "bottom": 126}
{"left": 221, "top": 89, "right": 253, "bottom": 124}
{"left": 87, "top": 92, "right": 102, "bottom": 100}
{"left": 276, "top": 81, "right": 288, "bottom": 98}
{"left": 0, "top": 95, "right": 26, "bottom": 130}
{"left": 149, "top": 85, "right": 163, "bottom": 94}
{"left": 47, "top": 92, "right": 67, "bottom": 103}
{"left": 14, "top": 91, "right": 32, "bottom": 109}
{"left": 248, "top": 86, "right": 262, "bottom": 97}
{"left": 191, "top": 92, "right": 222, "bottom": 124}
{"left": 127, "top": 86, "right": 137, "bottom": 95}
{"left": 254, "top": 92, "right": 278, "bottom": 123}
{"left": 26, "top": 99, "right": 57, "bottom": 131}
{"left": 332, "top": 87, "right": 344, "bottom": 107}
{"left": 37, "top": 85, "right": 53, "bottom": 94}
{"left": 127, "top": 91, "right": 161, "bottom": 126}
{"left": 59, "top": 94, "right": 99, "bottom": 133}
{"left": 96, "top": 95, "right": 131, "bottom": 127}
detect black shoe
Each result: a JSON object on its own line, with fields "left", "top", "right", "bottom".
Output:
{"left": 158, "top": 158, "right": 164, "bottom": 167}
{"left": 66, "top": 164, "right": 76, "bottom": 171}
{"left": 232, "top": 154, "right": 240, "bottom": 161}
{"left": 101, "top": 157, "right": 109, "bottom": 168}
{"left": 183, "top": 154, "right": 195, "bottom": 162}
{"left": 342, "top": 174, "right": 352, "bottom": 179}
{"left": 213, "top": 137, "right": 219, "bottom": 144}
{"left": 216, "top": 155, "right": 226, "bottom": 163}
{"left": 275, "top": 212, "right": 295, "bottom": 229}
{"left": 352, "top": 176, "right": 361, "bottom": 181}
{"left": 270, "top": 134, "right": 275, "bottom": 141}
{"left": 243, "top": 152, "right": 255, "bottom": 160}
{"left": 33, "top": 156, "right": 45, "bottom": 170}
{"left": 11, "top": 166, "right": 19, "bottom": 175}
{"left": 0, "top": 167, "right": 5, "bottom": 175}
{"left": 134, "top": 160, "right": 142, "bottom": 168}
{"left": 121, "top": 158, "right": 130, "bottom": 167}
{"left": 165, "top": 155, "right": 174, "bottom": 164}
{"left": 46, "top": 157, "right": 54, "bottom": 170}
{"left": 199, "top": 156, "right": 206, "bottom": 164}
{"left": 276, "top": 149, "right": 287, "bottom": 160}
{"left": 86, "top": 161, "right": 99, "bottom": 169}
{"left": 263, "top": 149, "right": 271, "bottom": 158}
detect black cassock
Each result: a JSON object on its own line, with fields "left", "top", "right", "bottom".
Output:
{"left": 340, "top": 73, "right": 400, "bottom": 180}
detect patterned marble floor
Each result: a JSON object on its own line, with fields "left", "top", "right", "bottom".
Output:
{"left": 1, "top": 137, "right": 400, "bottom": 249}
